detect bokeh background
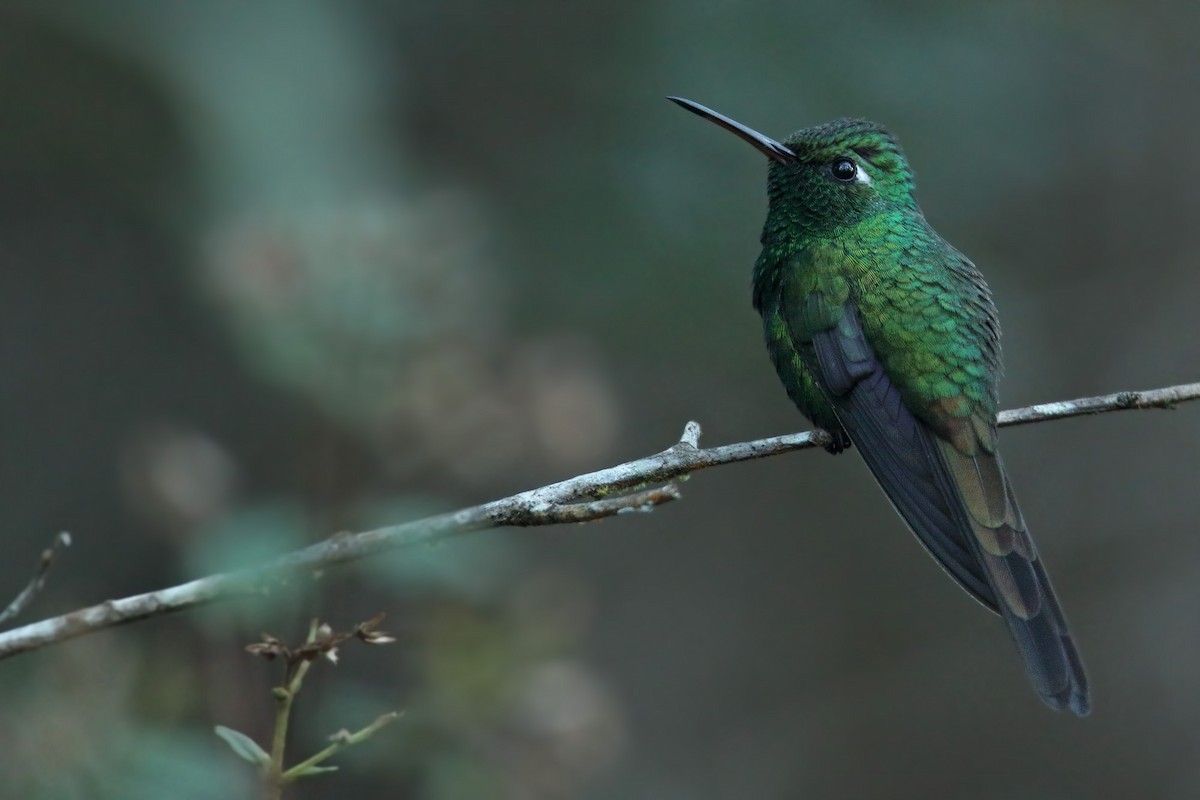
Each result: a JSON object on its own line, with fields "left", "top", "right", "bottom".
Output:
{"left": 1, "top": 1, "right": 1197, "bottom": 798}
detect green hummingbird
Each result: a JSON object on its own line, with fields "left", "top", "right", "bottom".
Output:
{"left": 669, "top": 96, "right": 1089, "bottom": 715}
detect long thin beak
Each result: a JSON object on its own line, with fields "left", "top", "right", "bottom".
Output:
{"left": 667, "top": 96, "right": 796, "bottom": 163}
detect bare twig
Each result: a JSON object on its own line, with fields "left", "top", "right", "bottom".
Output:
{"left": 0, "top": 532, "right": 72, "bottom": 626}
{"left": 0, "top": 381, "right": 1195, "bottom": 662}
{"left": 996, "top": 383, "right": 1200, "bottom": 425}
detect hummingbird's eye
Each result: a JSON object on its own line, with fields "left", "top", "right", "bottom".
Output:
{"left": 830, "top": 157, "right": 858, "bottom": 182}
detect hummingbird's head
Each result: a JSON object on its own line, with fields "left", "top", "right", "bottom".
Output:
{"left": 668, "top": 97, "right": 917, "bottom": 235}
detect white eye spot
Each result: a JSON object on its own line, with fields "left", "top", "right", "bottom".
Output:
{"left": 854, "top": 165, "right": 873, "bottom": 186}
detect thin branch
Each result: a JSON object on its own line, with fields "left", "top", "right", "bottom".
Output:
{"left": 0, "top": 381, "right": 1195, "bottom": 662}
{"left": 280, "top": 711, "right": 402, "bottom": 783}
{"left": 0, "top": 532, "right": 72, "bottom": 626}
{"left": 996, "top": 382, "right": 1200, "bottom": 426}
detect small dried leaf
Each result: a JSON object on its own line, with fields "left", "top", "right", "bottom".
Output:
{"left": 355, "top": 613, "right": 393, "bottom": 644}
{"left": 246, "top": 640, "right": 287, "bottom": 660}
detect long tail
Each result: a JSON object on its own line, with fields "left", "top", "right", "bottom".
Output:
{"left": 821, "top": 346, "right": 1090, "bottom": 714}
{"left": 934, "top": 439, "right": 1091, "bottom": 716}
{"left": 806, "top": 305, "right": 1090, "bottom": 714}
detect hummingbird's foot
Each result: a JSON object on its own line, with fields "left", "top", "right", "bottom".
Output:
{"left": 820, "top": 427, "right": 853, "bottom": 455}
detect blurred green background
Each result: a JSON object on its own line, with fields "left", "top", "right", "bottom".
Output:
{"left": 1, "top": 1, "right": 1197, "bottom": 798}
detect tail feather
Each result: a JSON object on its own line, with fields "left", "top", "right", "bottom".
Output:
{"left": 807, "top": 312, "right": 1090, "bottom": 714}
{"left": 933, "top": 440, "right": 1090, "bottom": 715}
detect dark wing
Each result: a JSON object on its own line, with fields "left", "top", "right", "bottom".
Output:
{"left": 796, "top": 301, "right": 1089, "bottom": 715}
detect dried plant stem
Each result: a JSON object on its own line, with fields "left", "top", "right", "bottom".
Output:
{"left": 0, "top": 532, "right": 71, "bottom": 625}
{"left": 265, "top": 621, "right": 318, "bottom": 799}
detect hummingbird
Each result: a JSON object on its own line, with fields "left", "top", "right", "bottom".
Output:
{"left": 669, "top": 96, "right": 1089, "bottom": 715}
